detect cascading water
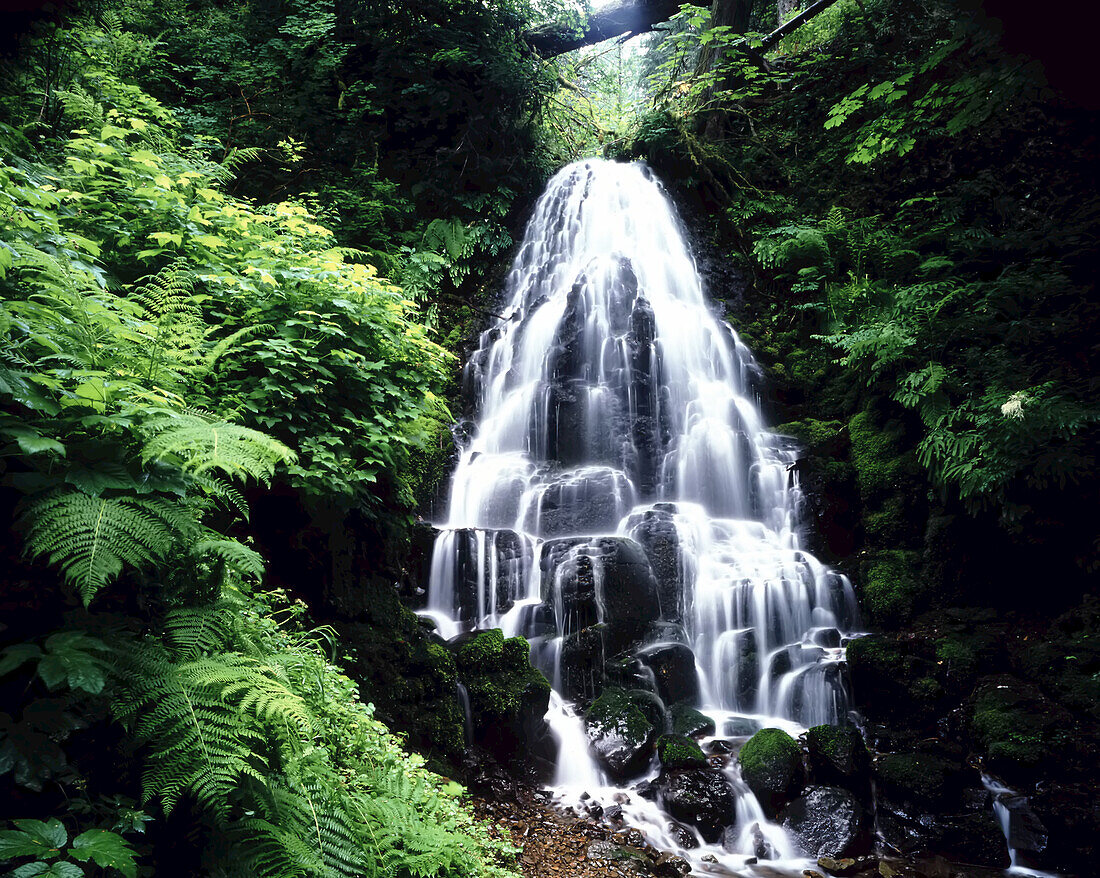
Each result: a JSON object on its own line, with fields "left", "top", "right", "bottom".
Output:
{"left": 424, "top": 158, "right": 861, "bottom": 874}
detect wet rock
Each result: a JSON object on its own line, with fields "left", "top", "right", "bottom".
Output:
{"left": 936, "top": 811, "right": 1011, "bottom": 868}
{"left": 999, "top": 794, "right": 1048, "bottom": 857}
{"left": 527, "top": 470, "right": 636, "bottom": 537}
{"left": 656, "top": 768, "right": 736, "bottom": 842}
{"left": 625, "top": 507, "right": 683, "bottom": 621}
{"left": 656, "top": 734, "right": 707, "bottom": 769}
{"left": 652, "top": 852, "right": 692, "bottom": 877}
{"left": 585, "top": 687, "right": 658, "bottom": 779}
{"left": 817, "top": 856, "right": 858, "bottom": 876}
{"left": 611, "top": 827, "right": 647, "bottom": 848}
{"left": 781, "top": 785, "right": 866, "bottom": 859}
{"left": 738, "top": 728, "right": 805, "bottom": 818}
{"left": 722, "top": 716, "right": 761, "bottom": 737}
{"left": 560, "top": 624, "right": 607, "bottom": 701}
{"left": 637, "top": 642, "right": 700, "bottom": 706}
{"left": 670, "top": 703, "right": 715, "bottom": 737}
{"left": 634, "top": 779, "right": 658, "bottom": 800}
{"left": 707, "top": 738, "right": 736, "bottom": 754}
{"left": 805, "top": 724, "right": 870, "bottom": 791}
{"left": 665, "top": 821, "right": 699, "bottom": 849}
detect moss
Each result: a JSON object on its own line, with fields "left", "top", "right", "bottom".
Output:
{"left": 969, "top": 675, "right": 1072, "bottom": 779}
{"left": 859, "top": 550, "right": 922, "bottom": 627}
{"left": 657, "top": 734, "right": 707, "bottom": 769}
{"left": 456, "top": 627, "right": 504, "bottom": 672}
{"left": 774, "top": 418, "right": 846, "bottom": 451}
{"left": 670, "top": 703, "right": 716, "bottom": 737}
{"left": 738, "top": 728, "right": 803, "bottom": 816}
{"left": 587, "top": 687, "right": 656, "bottom": 748}
{"left": 425, "top": 640, "right": 456, "bottom": 677}
{"left": 848, "top": 409, "right": 911, "bottom": 503}
{"left": 805, "top": 724, "right": 868, "bottom": 785}
{"left": 503, "top": 635, "right": 531, "bottom": 666}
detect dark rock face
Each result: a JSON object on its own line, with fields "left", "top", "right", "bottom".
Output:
{"left": 637, "top": 642, "right": 700, "bottom": 706}
{"left": 446, "top": 528, "right": 532, "bottom": 622}
{"left": 656, "top": 768, "right": 736, "bottom": 842}
{"left": 526, "top": 468, "right": 636, "bottom": 537}
{"left": 873, "top": 751, "right": 965, "bottom": 810}
{"left": 738, "top": 728, "right": 805, "bottom": 818}
{"left": 780, "top": 785, "right": 866, "bottom": 859}
{"left": 935, "top": 811, "right": 1012, "bottom": 869}
{"left": 625, "top": 506, "right": 684, "bottom": 621}
{"left": 584, "top": 687, "right": 659, "bottom": 779}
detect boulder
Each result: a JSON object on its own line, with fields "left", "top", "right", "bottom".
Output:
{"left": 656, "top": 734, "right": 707, "bottom": 770}
{"left": 738, "top": 728, "right": 805, "bottom": 818}
{"left": 780, "top": 785, "right": 866, "bottom": 859}
{"left": 670, "top": 703, "right": 715, "bottom": 737}
{"left": 656, "top": 768, "right": 736, "bottom": 842}
{"left": 935, "top": 811, "right": 1011, "bottom": 869}
{"left": 585, "top": 687, "right": 658, "bottom": 779}
{"left": 637, "top": 642, "right": 700, "bottom": 706}
{"left": 805, "top": 725, "right": 870, "bottom": 791}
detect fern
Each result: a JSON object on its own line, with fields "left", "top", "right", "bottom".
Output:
{"left": 193, "top": 538, "right": 265, "bottom": 579}
{"left": 141, "top": 412, "right": 296, "bottom": 483}
{"left": 132, "top": 263, "right": 201, "bottom": 385}
{"left": 19, "top": 489, "right": 197, "bottom": 603}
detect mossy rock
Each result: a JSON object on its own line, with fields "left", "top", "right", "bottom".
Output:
{"left": 455, "top": 628, "right": 505, "bottom": 672}
{"left": 657, "top": 734, "right": 707, "bottom": 769}
{"left": 738, "top": 728, "right": 804, "bottom": 817}
{"left": 774, "top": 418, "right": 848, "bottom": 455}
{"left": 969, "top": 674, "right": 1073, "bottom": 783}
{"left": 670, "top": 703, "right": 716, "bottom": 738}
{"left": 805, "top": 725, "right": 869, "bottom": 789}
{"left": 585, "top": 687, "right": 660, "bottom": 779}
{"left": 858, "top": 550, "right": 923, "bottom": 628}
{"left": 874, "top": 752, "right": 963, "bottom": 809}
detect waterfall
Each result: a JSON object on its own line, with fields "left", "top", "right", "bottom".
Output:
{"left": 424, "top": 158, "right": 861, "bottom": 873}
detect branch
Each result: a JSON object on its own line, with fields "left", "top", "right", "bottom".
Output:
{"left": 757, "top": 0, "right": 841, "bottom": 52}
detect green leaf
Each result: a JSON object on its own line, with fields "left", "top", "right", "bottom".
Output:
{"left": 0, "top": 644, "right": 43, "bottom": 678}
{"left": 71, "top": 830, "right": 137, "bottom": 878}
{"left": 11, "top": 862, "right": 85, "bottom": 878}
{"left": 15, "top": 434, "right": 66, "bottom": 457}
{"left": 0, "top": 819, "right": 67, "bottom": 859}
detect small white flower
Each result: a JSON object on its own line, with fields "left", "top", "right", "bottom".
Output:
{"left": 1001, "top": 391, "right": 1027, "bottom": 419}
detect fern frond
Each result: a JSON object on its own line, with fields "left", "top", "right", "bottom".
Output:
{"left": 196, "top": 324, "right": 272, "bottom": 379}
{"left": 162, "top": 604, "right": 236, "bottom": 660}
{"left": 193, "top": 473, "right": 251, "bottom": 520}
{"left": 193, "top": 539, "right": 265, "bottom": 579}
{"left": 141, "top": 412, "right": 296, "bottom": 484}
{"left": 19, "top": 489, "right": 196, "bottom": 603}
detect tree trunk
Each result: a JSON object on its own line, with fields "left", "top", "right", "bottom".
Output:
{"left": 524, "top": 0, "right": 683, "bottom": 57}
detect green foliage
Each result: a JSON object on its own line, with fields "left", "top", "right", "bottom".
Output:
{"left": 0, "top": 819, "right": 137, "bottom": 878}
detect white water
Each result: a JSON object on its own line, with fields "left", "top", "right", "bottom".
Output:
{"left": 424, "top": 159, "right": 863, "bottom": 874}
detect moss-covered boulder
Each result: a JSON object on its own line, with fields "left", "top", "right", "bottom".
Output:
{"left": 738, "top": 728, "right": 804, "bottom": 817}
{"left": 585, "top": 686, "right": 660, "bottom": 779}
{"left": 450, "top": 629, "right": 553, "bottom": 767}
{"left": 657, "top": 734, "right": 707, "bottom": 770}
{"left": 969, "top": 674, "right": 1073, "bottom": 783}
{"left": 670, "top": 703, "right": 715, "bottom": 738}
{"left": 805, "top": 725, "right": 869, "bottom": 791}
